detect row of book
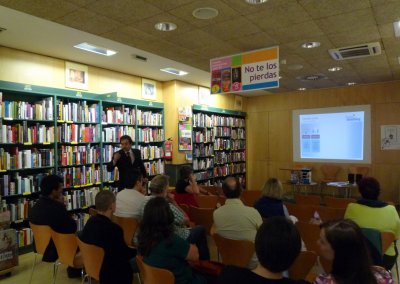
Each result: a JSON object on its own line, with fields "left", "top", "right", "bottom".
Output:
{"left": 7, "top": 198, "right": 35, "bottom": 222}
{"left": 59, "top": 145, "right": 101, "bottom": 166}
{"left": 16, "top": 227, "right": 33, "bottom": 248}
{"left": 138, "top": 145, "right": 164, "bottom": 160}
{"left": 102, "top": 106, "right": 135, "bottom": 124}
{"left": 194, "top": 170, "right": 213, "bottom": 181}
{"left": 193, "top": 113, "right": 213, "bottom": 128}
{"left": 0, "top": 123, "right": 54, "bottom": 144}
{"left": 0, "top": 148, "right": 54, "bottom": 170}
{"left": 102, "top": 165, "right": 119, "bottom": 182}
{"left": 214, "top": 162, "right": 246, "bottom": 178}
{"left": 194, "top": 129, "right": 213, "bottom": 143}
{"left": 103, "top": 145, "right": 120, "bottom": 164}
{"left": 193, "top": 144, "right": 214, "bottom": 158}
{"left": 232, "top": 140, "right": 246, "bottom": 150}
{"left": 57, "top": 100, "right": 99, "bottom": 123}
{"left": 64, "top": 187, "right": 99, "bottom": 211}
{"left": 192, "top": 113, "right": 245, "bottom": 128}
{"left": 102, "top": 126, "right": 135, "bottom": 143}
{"left": 213, "top": 175, "right": 245, "bottom": 188}
{"left": 231, "top": 128, "right": 246, "bottom": 140}
{"left": 214, "top": 139, "right": 231, "bottom": 150}
{"left": 214, "top": 126, "right": 232, "bottom": 137}
{"left": 72, "top": 213, "right": 89, "bottom": 232}
{"left": 0, "top": 95, "right": 54, "bottom": 120}
{"left": 137, "top": 110, "right": 163, "bottom": 126}
{"left": 0, "top": 173, "right": 48, "bottom": 196}
{"left": 57, "top": 124, "right": 100, "bottom": 143}
{"left": 214, "top": 152, "right": 246, "bottom": 164}
{"left": 59, "top": 165, "right": 101, "bottom": 188}
{"left": 137, "top": 128, "right": 164, "bottom": 143}
{"left": 144, "top": 160, "right": 165, "bottom": 176}
{"left": 193, "top": 158, "right": 214, "bottom": 171}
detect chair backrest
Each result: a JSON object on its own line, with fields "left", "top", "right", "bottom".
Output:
{"left": 319, "top": 257, "right": 332, "bottom": 274}
{"left": 112, "top": 215, "right": 139, "bottom": 247}
{"left": 381, "top": 231, "right": 396, "bottom": 255}
{"left": 136, "top": 255, "right": 175, "bottom": 284}
{"left": 88, "top": 208, "right": 98, "bottom": 216}
{"left": 240, "top": 190, "right": 262, "bottom": 207}
{"left": 189, "top": 206, "right": 214, "bottom": 234}
{"left": 194, "top": 195, "right": 219, "bottom": 209}
{"left": 213, "top": 234, "right": 254, "bottom": 268}
{"left": 316, "top": 206, "right": 345, "bottom": 222}
{"left": 29, "top": 222, "right": 52, "bottom": 255}
{"left": 320, "top": 165, "right": 341, "bottom": 181}
{"left": 51, "top": 230, "right": 79, "bottom": 267}
{"left": 324, "top": 197, "right": 356, "bottom": 208}
{"left": 289, "top": 251, "right": 317, "bottom": 280}
{"left": 294, "top": 194, "right": 321, "bottom": 206}
{"left": 217, "top": 195, "right": 226, "bottom": 206}
{"left": 284, "top": 203, "right": 316, "bottom": 222}
{"left": 200, "top": 186, "right": 221, "bottom": 195}
{"left": 295, "top": 222, "right": 320, "bottom": 253}
{"left": 77, "top": 238, "right": 104, "bottom": 281}
{"left": 179, "top": 204, "right": 190, "bottom": 216}
{"left": 349, "top": 166, "right": 369, "bottom": 176}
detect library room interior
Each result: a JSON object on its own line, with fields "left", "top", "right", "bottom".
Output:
{"left": 1, "top": 0, "right": 400, "bottom": 284}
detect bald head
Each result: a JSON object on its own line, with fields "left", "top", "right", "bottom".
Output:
{"left": 222, "top": 177, "right": 242, "bottom": 199}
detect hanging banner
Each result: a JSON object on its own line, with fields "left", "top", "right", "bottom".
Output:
{"left": 210, "top": 46, "right": 279, "bottom": 94}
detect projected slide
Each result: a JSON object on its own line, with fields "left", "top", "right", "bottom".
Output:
{"left": 299, "top": 111, "right": 364, "bottom": 160}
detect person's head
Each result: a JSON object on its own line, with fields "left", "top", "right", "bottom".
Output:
{"left": 137, "top": 197, "right": 174, "bottom": 256}
{"left": 358, "top": 177, "right": 380, "bottom": 200}
{"left": 222, "top": 177, "right": 242, "bottom": 199}
{"left": 41, "top": 175, "right": 63, "bottom": 200}
{"left": 261, "top": 178, "right": 283, "bottom": 199}
{"left": 149, "top": 175, "right": 169, "bottom": 197}
{"left": 125, "top": 169, "right": 143, "bottom": 192}
{"left": 179, "top": 165, "right": 193, "bottom": 181}
{"left": 255, "top": 217, "right": 301, "bottom": 273}
{"left": 120, "top": 135, "right": 133, "bottom": 152}
{"left": 319, "top": 219, "right": 376, "bottom": 284}
{"left": 95, "top": 190, "right": 116, "bottom": 217}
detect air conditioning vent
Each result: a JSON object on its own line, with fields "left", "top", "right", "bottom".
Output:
{"left": 297, "top": 74, "right": 327, "bottom": 81}
{"left": 328, "top": 42, "right": 381, "bottom": 60}
{"left": 132, "top": 54, "right": 147, "bottom": 62}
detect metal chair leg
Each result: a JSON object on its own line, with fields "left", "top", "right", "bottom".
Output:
{"left": 53, "top": 262, "right": 60, "bottom": 284}
{"left": 29, "top": 253, "right": 37, "bottom": 284}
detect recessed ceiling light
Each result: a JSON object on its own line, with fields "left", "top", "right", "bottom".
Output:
{"left": 245, "top": 0, "right": 268, "bottom": 4}
{"left": 279, "top": 76, "right": 283, "bottom": 79}
{"left": 301, "top": 42, "right": 321, "bottom": 49}
{"left": 192, "top": 7, "right": 219, "bottom": 20}
{"left": 155, "top": 22, "right": 177, "bottom": 31}
{"left": 287, "top": 64, "right": 303, "bottom": 70}
{"left": 298, "top": 88, "right": 306, "bottom": 91}
{"left": 328, "top": 66, "right": 343, "bottom": 72}
{"left": 347, "top": 82, "right": 356, "bottom": 86}
{"left": 160, "top": 68, "right": 188, "bottom": 76}
{"left": 74, "top": 42, "right": 117, "bottom": 56}
{"left": 393, "top": 21, "right": 400, "bottom": 37}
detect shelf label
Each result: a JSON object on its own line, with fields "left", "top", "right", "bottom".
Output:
{"left": 117, "top": 98, "right": 122, "bottom": 102}
{"left": 24, "top": 85, "right": 32, "bottom": 91}
{"left": 148, "top": 102, "right": 153, "bottom": 106}
{"left": 23, "top": 142, "right": 32, "bottom": 145}
{"left": 43, "top": 142, "right": 51, "bottom": 145}
{"left": 95, "top": 182, "right": 101, "bottom": 185}
{"left": 66, "top": 120, "right": 73, "bottom": 124}
{"left": 74, "top": 185, "right": 81, "bottom": 188}
{"left": 75, "top": 92, "right": 82, "bottom": 98}
{"left": 3, "top": 117, "right": 13, "bottom": 121}
{"left": 0, "top": 170, "right": 6, "bottom": 172}
{"left": 57, "top": 120, "right": 65, "bottom": 123}
{"left": 23, "top": 192, "right": 31, "bottom": 196}
{"left": 71, "top": 142, "right": 78, "bottom": 144}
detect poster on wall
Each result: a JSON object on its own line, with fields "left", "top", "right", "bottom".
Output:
{"left": 142, "top": 78, "right": 157, "bottom": 100}
{"left": 210, "top": 46, "right": 279, "bottom": 94}
{"left": 65, "top": 62, "right": 88, "bottom": 90}
{"left": 178, "top": 106, "right": 192, "bottom": 122}
{"left": 234, "top": 96, "right": 243, "bottom": 110}
{"left": 178, "top": 123, "right": 192, "bottom": 151}
{"left": 199, "top": 86, "right": 211, "bottom": 105}
{"left": 381, "top": 125, "right": 400, "bottom": 150}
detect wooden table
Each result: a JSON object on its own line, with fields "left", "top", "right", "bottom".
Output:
{"left": 326, "top": 182, "right": 357, "bottom": 198}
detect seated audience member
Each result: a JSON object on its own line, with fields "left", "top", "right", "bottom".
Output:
{"left": 315, "top": 219, "right": 392, "bottom": 284}
{"left": 142, "top": 174, "right": 210, "bottom": 260}
{"left": 115, "top": 169, "right": 146, "bottom": 219}
{"left": 218, "top": 216, "right": 309, "bottom": 284}
{"left": 213, "top": 176, "right": 263, "bottom": 269}
{"left": 254, "top": 178, "right": 289, "bottom": 219}
{"left": 174, "top": 166, "right": 208, "bottom": 207}
{"left": 29, "top": 174, "right": 81, "bottom": 278}
{"left": 344, "top": 177, "right": 400, "bottom": 270}
{"left": 138, "top": 197, "right": 206, "bottom": 284}
{"left": 80, "top": 190, "right": 136, "bottom": 284}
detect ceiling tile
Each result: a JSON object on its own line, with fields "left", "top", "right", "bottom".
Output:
{"left": 102, "top": 25, "right": 158, "bottom": 48}
{"left": 144, "top": 0, "right": 196, "bottom": 11}
{"left": 370, "top": 0, "right": 399, "bottom": 7}
{"left": 64, "top": 0, "right": 97, "bottom": 7}
{"left": 378, "top": 23, "right": 396, "bottom": 39}
{"left": 248, "top": 1, "right": 311, "bottom": 30}
{"left": 203, "top": 17, "right": 262, "bottom": 41}
{"left": 166, "top": 29, "right": 220, "bottom": 50}
{"left": 193, "top": 41, "right": 241, "bottom": 61}
{"left": 226, "top": 32, "right": 278, "bottom": 53}
{"left": 56, "top": 8, "right": 123, "bottom": 36}
{"left": 382, "top": 38, "right": 400, "bottom": 53}
{"left": 328, "top": 26, "right": 381, "bottom": 47}
{"left": 0, "top": 0, "right": 79, "bottom": 20}
{"left": 315, "top": 8, "right": 376, "bottom": 35}
{"left": 265, "top": 21, "right": 324, "bottom": 43}
{"left": 372, "top": 1, "right": 400, "bottom": 24}
{"left": 90, "top": 0, "right": 162, "bottom": 25}
{"left": 299, "top": 0, "right": 371, "bottom": 19}
{"left": 220, "top": 0, "right": 290, "bottom": 15}
{"left": 168, "top": 0, "right": 239, "bottom": 28}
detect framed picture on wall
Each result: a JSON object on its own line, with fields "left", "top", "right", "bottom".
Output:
{"left": 198, "top": 86, "right": 210, "bottom": 105}
{"left": 234, "top": 95, "right": 243, "bottom": 110}
{"left": 65, "top": 62, "right": 88, "bottom": 90}
{"left": 142, "top": 78, "right": 157, "bottom": 100}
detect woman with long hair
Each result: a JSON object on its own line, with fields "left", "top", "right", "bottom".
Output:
{"left": 137, "top": 197, "right": 206, "bottom": 284}
{"left": 315, "top": 219, "right": 392, "bottom": 284}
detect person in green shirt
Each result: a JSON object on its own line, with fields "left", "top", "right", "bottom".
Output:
{"left": 344, "top": 177, "right": 400, "bottom": 270}
{"left": 137, "top": 196, "right": 206, "bottom": 284}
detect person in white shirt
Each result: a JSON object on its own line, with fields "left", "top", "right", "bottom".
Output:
{"left": 213, "top": 176, "right": 263, "bottom": 269}
{"left": 115, "top": 169, "right": 146, "bottom": 219}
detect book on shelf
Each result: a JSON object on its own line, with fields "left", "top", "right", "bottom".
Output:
{"left": 8, "top": 198, "right": 36, "bottom": 222}
{"left": 72, "top": 213, "right": 90, "bottom": 232}
{"left": 59, "top": 145, "right": 100, "bottom": 166}
{"left": 0, "top": 97, "right": 53, "bottom": 120}
{"left": 214, "top": 126, "right": 232, "bottom": 137}
{"left": 0, "top": 172, "right": 48, "bottom": 196}
{"left": 0, "top": 148, "right": 54, "bottom": 170}
{"left": 102, "top": 126, "right": 135, "bottom": 143}
{"left": 214, "top": 138, "right": 231, "bottom": 150}
{"left": 231, "top": 140, "right": 246, "bottom": 150}
{"left": 57, "top": 100, "right": 99, "bottom": 123}
{"left": 193, "top": 158, "right": 214, "bottom": 171}
{"left": 213, "top": 116, "right": 245, "bottom": 127}
{"left": 193, "top": 113, "right": 213, "bottom": 128}
{"left": 59, "top": 165, "right": 101, "bottom": 188}
{"left": 194, "top": 129, "right": 213, "bottom": 143}
{"left": 0, "top": 122, "right": 54, "bottom": 144}
{"left": 137, "top": 110, "right": 163, "bottom": 126}
{"left": 102, "top": 165, "right": 119, "bottom": 182}
{"left": 16, "top": 227, "right": 33, "bottom": 248}
{"left": 138, "top": 145, "right": 164, "bottom": 160}
{"left": 57, "top": 124, "right": 100, "bottom": 143}
{"left": 194, "top": 170, "right": 213, "bottom": 182}
{"left": 137, "top": 128, "right": 164, "bottom": 143}
{"left": 103, "top": 145, "right": 121, "bottom": 164}
{"left": 144, "top": 160, "right": 164, "bottom": 176}
{"left": 102, "top": 106, "right": 135, "bottom": 124}
{"left": 193, "top": 144, "right": 214, "bottom": 158}
{"left": 231, "top": 128, "right": 245, "bottom": 140}
{"left": 64, "top": 187, "right": 99, "bottom": 211}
